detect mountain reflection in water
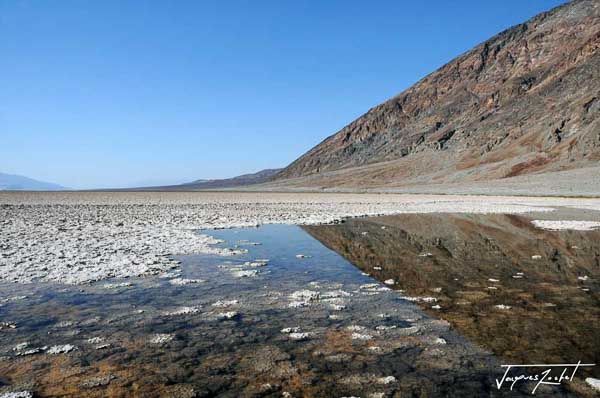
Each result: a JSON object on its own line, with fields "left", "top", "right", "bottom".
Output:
{"left": 304, "top": 213, "right": 600, "bottom": 375}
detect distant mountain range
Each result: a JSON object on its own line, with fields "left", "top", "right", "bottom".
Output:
{"left": 179, "top": 169, "right": 282, "bottom": 189}
{"left": 132, "top": 168, "right": 282, "bottom": 191}
{"left": 0, "top": 172, "right": 67, "bottom": 191}
{"left": 266, "top": 0, "right": 600, "bottom": 193}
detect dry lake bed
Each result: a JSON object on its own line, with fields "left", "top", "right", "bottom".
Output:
{"left": 1, "top": 192, "right": 600, "bottom": 397}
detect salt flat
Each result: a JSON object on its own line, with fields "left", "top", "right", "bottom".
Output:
{"left": 1, "top": 191, "right": 600, "bottom": 284}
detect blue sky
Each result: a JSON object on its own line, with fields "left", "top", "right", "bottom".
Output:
{"left": 1, "top": 0, "right": 566, "bottom": 189}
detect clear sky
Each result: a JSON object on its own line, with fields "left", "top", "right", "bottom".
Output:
{"left": 1, "top": 0, "right": 566, "bottom": 189}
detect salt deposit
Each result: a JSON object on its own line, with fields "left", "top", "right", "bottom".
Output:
{"left": 169, "top": 278, "right": 205, "bottom": 285}
{"left": 149, "top": 334, "right": 174, "bottom": 344}
{"left": 1, "top": 191, "right": 598, "bottom": 285}
{"left": 162, "top": 306, "right": 200, "bottom": 316}
{"left": 532, "top": 220, "right": 600, "bottom": 231}
{"left": 586, "top": 377, "right": 600, "bottom": 391}
{"left": 216, "top": 311, "right": 238, "bottom": 320}
{"left": 46, "top": 344, "right": 77, "bottom": 354}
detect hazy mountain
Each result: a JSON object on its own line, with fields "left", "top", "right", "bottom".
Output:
{"left": 176, "top": 169, "right": 282, "bottom": 190}
{"left": 128, "top": 169, "right": 282, "bottom": 191}
{"left": 272, "top": 0, "right": 600, "bottom": 192}
{"left": 0, "top": 172, "right": 67, "bottom": 191}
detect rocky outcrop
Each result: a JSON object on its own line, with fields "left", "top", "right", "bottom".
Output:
{"left": 274, "top": 0, "right": 600, "bottom": 188}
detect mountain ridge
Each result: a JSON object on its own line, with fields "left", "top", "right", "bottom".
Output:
{"left": 127, "top": 168, "right": 283, "bottom": 191}
{"left": 0, "top": 172, "right": 67, "bottom": 191}
{"left": 271, "top": 0, "right": 600, "bottom": 191}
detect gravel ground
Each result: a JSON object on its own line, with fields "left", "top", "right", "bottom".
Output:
{"left": 252, "top": 166, "right": 600, "bottom": 197}
{"left": 1, "top": 192, "right": 600, "bottom": 284}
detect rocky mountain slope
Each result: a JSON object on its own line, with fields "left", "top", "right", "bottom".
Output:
{"left": 272, "top": 0, "right": 600, "bottom": 191}
{"left": 0, "top": 172, "right": 66, "bottom": 191}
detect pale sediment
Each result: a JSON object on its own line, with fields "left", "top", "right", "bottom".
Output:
{"left": 1, "top": 192, "right": 599, "bottom": 285}
{"left": 531, "top": 220, "right": 600, "bottom": 231}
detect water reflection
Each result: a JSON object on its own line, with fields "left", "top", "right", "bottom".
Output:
{"left": 304, "top": 213, "right": 600, "bottom": 383}
{"left": 0, "top": 221, "right": 591, "bottom": 397}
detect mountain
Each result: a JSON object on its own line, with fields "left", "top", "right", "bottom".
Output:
{"left": 271, "top": 0, "right": 600, "bottom": 192}
{"left": 144, "top": 168, "right": 283, "bottom": 190}
{"left": 0, "top": 172, "right": 67, "bottom": 191}
{"left": 179, "top": 168, "right": 282, "bottom": 189}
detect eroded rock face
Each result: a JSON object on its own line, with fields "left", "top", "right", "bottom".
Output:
{"left": 275, "top": 0, "right": 600, "bottom": 187}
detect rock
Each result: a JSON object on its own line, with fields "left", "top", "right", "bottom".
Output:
{"left": 384, "top": 279, "right": 395, "bottom": 285}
